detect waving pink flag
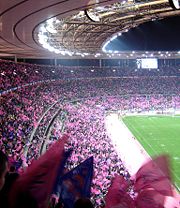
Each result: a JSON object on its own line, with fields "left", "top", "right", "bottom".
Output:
{"left": 135, "top": 189, "right": 165, "bottom": 208}
{"left": 134, "top": 155, "right": 173, "bottom": 196}
{"left": 9, "top": 135, "right": 69, "bottom": 208}
{"left": 105, "top": 174, "right": 134, "bottom": 208}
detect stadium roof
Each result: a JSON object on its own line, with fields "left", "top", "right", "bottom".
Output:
{"left": 0, "top": 0, "right": 180, "bottom": 59}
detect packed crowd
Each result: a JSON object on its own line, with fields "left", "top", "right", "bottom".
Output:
{"left": 63, "top": 99, "right": 132, "bottom": 206}
{"left": 0, "top": 60, "right": 180, "bottom": 207}
{"left": 0, "top": 84, "right": 60, "bottom": 166}
{"left": 1, "top": 59, "right": 179, "bottom": 93}
{"left": 1, "top": 77, "right": 179, "bottom": 160}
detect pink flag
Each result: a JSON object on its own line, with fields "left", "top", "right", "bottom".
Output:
{"left": 0, "top": 109, "right": 4, "bottom": 115}
{"left": 9, "top": 135, "right": 68, "bottom": 208}
{"left": 135, "top": 189, "right": 165, "bottom": 208}
{"left": 105, "top": 174, "right": 134, "bottom": 208}
{"left": 134, "top": 155, "right": 173, "bottom": 196}
{"left": 33, "top": 121, "right": 38, "bottom": 128}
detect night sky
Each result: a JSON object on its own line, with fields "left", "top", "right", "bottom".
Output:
{"left": 107, "top": 15, "right": 180, "bottom": 51}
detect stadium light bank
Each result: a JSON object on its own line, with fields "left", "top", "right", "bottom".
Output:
{"left": 102, "top": 32, "right": 122, "bottom": 53}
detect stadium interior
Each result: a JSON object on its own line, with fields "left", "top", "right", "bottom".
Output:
{"left": 0, "top": 0, "right": 180, "bottom": 208}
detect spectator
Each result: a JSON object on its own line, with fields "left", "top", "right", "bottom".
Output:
{"left": 74, "top": 198, "right": 94, "bottom": 208}
{"left": 0, "top": 150, "right": 8, "bottom": 190}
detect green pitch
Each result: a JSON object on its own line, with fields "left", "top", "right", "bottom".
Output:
{"left": 122, "top": 115, "right": 180, "bottom": 191}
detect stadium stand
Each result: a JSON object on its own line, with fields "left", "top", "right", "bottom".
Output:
{"left": 0, "top": 60, "right": 179, "bottom": 207}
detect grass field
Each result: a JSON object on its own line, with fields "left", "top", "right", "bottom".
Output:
{"left": 122, "top": 115, "right": 180, "bottom": 191}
